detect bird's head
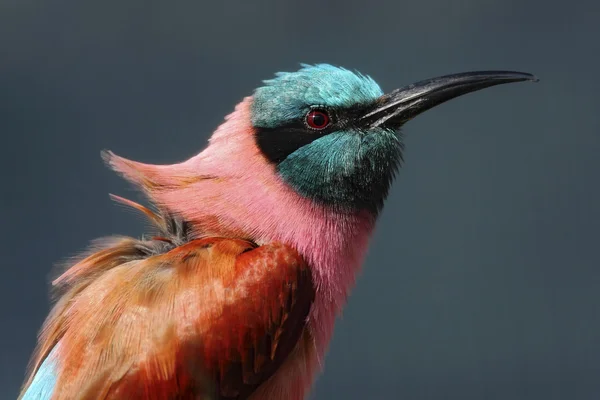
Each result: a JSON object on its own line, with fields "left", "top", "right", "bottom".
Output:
{"left": 248, "top": 64, "right": 536, "bottom": 214}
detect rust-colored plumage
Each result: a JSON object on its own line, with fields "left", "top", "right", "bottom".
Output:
{"left": 22, "top": 202, "right": 314, "bottom": 400}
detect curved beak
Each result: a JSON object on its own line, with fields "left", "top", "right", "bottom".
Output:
{"left": 362, "top": 71, "right": 538, "bottom": 128}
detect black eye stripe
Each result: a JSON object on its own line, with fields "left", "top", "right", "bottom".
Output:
{"left": 255, "top": 123, "right": 330, "bottom": 164}
{"left": 254, "top": 102, "right": 378, "bottom": 164}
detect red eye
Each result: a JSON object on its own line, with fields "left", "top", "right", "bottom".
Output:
{"left": 306, "top": 110, "right": 330, "bottom": 129}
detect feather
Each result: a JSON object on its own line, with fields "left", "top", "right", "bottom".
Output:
{"left": 21, "top": 345, "right": 59, "bottom": 400}
{"left": 20, "top": 203, "right": 315, "bottom": 399}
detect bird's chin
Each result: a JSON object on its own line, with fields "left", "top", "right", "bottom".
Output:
{"left": 277, "top": 128, "right": 402, "bottom": 215}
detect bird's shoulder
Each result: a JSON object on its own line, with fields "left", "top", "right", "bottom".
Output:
{"left": 21, "top": 199, "right": 315, "bottom": 400}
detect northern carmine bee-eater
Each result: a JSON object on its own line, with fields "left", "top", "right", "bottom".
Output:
{"left": 20, "top": 64, "right": 536, "bottom": 400}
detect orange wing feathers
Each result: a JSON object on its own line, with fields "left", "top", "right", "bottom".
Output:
{"left": 22, "top": 207, "right": 314, "bottom": 400}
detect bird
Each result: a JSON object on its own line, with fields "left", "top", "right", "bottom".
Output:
{"left": 20, "top": 64, "right": 537, "bottom": 400}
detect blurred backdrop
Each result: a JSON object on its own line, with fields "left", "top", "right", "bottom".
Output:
{"left": 1, "top": 0, "right": 599, "bottom": 399}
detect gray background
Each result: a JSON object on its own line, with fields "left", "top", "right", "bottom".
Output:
{"left": 1, "top": 0, "right": 599, "bottom": 399}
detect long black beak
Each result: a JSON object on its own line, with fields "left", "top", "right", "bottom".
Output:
{"left": 362, "top": 71, "right": 538, "bottom": 128}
